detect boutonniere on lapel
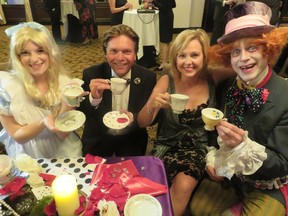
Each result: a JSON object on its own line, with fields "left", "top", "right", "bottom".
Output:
{"left": 261, "top": 88, "right": 269, "bottom": 103}
{"left": 133, "top": 77, "right": 141, "bottom": 85}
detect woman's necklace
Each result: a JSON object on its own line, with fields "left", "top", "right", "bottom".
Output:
{"left": 0, "top": 199, "right": 20, "bottom": 216}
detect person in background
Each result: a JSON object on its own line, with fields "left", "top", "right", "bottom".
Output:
{"left": 137, "top": 28, "right": 232, "bottom": 216}
{"left": 273, "top": 0, "right": 288, "bottom": 74}
{"left": 152, "top": 0, "right": 176, "bottom": 71}
{"left": 210, "top": 0, "right": 280, "bottom": 45}
{"left": 78, "top": 24, "right": 156, "bottom": 157}
{"left": 43, "top": 0, "right": 63, "bottom": 43}
{"left": 0, "top": 22, "right": 83, "bottom": 159}
{"left": 210, "top": 0, "right": 239, "bottom": 45}
{"left": 190, "top": 2, "right": 288, "bottom": 215}
{"left": 108, "top": 0, "right": 133, "bottom": 26}
{"left": 74, "top": 0, "right": 99, "bottom": 44}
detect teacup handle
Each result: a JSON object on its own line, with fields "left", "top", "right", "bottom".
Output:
{"left": 109, "top": 79, "right": 131, "bottom": 95}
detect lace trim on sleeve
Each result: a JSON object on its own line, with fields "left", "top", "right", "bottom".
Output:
{"left": 213, "top": 131, "right": 267, "bottom": 179}
{"left": 0, "top": 85, "right": 11, "bottom": 116}
{"left": 205, "top": 146, "right": 218, "bottom": 168}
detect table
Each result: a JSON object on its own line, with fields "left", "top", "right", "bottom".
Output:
{"left": 60, "top": 0, "right": 79, "bottom": 39}
{"left": 122, "top": 9, "right": 160, "bottom": 59}
{"left": 37, "top": 156, "right": 173, "bottom": 216}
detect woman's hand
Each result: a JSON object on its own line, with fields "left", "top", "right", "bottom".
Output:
{"left": 43, "top": 115, "right": 70, "bottom": 139}
{"left": 125, "top": 2, "right": 133, "bottom": 9}
{"left": 215, "top": 120, "right": 245, "bottom": 148}
{"left": 150, "top": 92, "right": 170, "bottom": 109}
{"left": 43, "top": 115, "right": 58, "bottom": 132}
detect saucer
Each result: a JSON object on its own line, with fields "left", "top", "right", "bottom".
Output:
{"left": 124, "top": 194, "right": 162, "bottom": 216}
{"left": 103, "top": 111, "right": 129, "bottom": 130}
{"left": 55, "top": 110, "right": 86, "bottom": 132}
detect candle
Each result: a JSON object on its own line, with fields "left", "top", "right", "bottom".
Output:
{"left": 52, "top": 174, "right": 80, "bottom": 216}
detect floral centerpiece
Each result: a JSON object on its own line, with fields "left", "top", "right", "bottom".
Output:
{"left": 0, "top": 154, "right": 167, "bottom": 216}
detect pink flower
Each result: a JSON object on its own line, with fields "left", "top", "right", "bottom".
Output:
{"left": 262, "top": 88, "right": 270, "bottom": 103}
{"left": 0, "top": 177, "right": 26, "bottom": 196}
{"left": 104, "top": 184, "right": 129, "bottom": 212}
{"left": 85, "top": 154, "right": 104, "bottom": 164}
{"left": 89, "top": 187, "right": 104, "bottom": 201}
{"left": 74, "top": 195, "right": 86, "bottom": 215}
{"left": 39, "top": 173, "right": 56, "bottom": 187}
{"left": 44, "top": 199, "right": 56, "bottom": 216}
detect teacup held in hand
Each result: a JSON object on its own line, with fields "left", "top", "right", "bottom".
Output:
{"left": 110, "top": 77, "right": 127, "bottom": 95}
{"left": 0, "top": 154, "right": 15, "bottom": 184}
{"left": 62, "top": 84, "right": 84, "bottom": 107}
{"left": 201, "top": 108, "right": 224, "bottom": 131}
{"left": 170, "top": 93, "right": 189, "bottom": 114}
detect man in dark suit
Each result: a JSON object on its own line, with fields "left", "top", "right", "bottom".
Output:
{"left": 43, "top": 0, "right": 62, "bottom": 43}
{"left": 78, "top": 24, "right": 157, "bottom": 157}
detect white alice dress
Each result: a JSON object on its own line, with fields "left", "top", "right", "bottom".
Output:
{"left": 0, "top": 71, "right": 82, "bottom": 159}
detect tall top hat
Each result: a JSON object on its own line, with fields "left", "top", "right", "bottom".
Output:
{"left": 217, "top": 1, "right": 275, "bottom": 44}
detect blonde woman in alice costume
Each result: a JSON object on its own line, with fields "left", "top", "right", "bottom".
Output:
{"left": 0, "top": 22, "right": 83, "bottom": 159}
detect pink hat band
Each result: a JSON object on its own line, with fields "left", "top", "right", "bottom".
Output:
{"left": 224, "top": 14, "right": 270, "bottom": 36}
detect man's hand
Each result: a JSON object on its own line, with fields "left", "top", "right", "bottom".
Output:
{"left": 223, "top": 0, "right": 237, "bottom": 7}
{"left": 216, "top": 120, "right": 245, "bottom": 148}
{"left": 89, "top": 79, "right": 111, "bottom": 99}
{"left": 206, "top": 165, "right": 225, "bottom": 182}
{"left": 120, "top": 110, "right": 134, "bottom": 125}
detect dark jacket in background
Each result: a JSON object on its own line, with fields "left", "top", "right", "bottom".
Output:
{"left": 111, "top": 0, "right": 127, "bottom": 25}
{"left": 43, "top": 0, "right": 62, "bottom": 42}
{"left": 151, "top": 0, "right": 176, "bottom": 43}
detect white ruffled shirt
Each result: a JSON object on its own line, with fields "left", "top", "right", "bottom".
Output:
{"left": 206, "top": 131, "right": 267, "bottom": 179}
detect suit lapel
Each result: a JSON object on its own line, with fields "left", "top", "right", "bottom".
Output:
{"left": 102, "top": 63, "right": 112, "bottom": 109}
{"left": 128, "top": 66, "right": 142, "bottom": 111}
{"left": 242, "top": 100, "right": 275, "bottom": 129}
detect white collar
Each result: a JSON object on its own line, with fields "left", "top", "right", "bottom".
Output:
{"left": 111, "top": 69, "right": 132, "bottom": 80}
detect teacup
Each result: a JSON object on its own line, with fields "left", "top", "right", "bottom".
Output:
{"left": 0, "top": 155, "right": 15, "bottom": 184}
{"left": 110, "top": 78, "right": 127, "bottom": 95}
{"left": 170, "top": 93, "right": 189, "bottom": 114}
{"left": 201, "top": 108, "right": 224, "bottom": 131}
{"left": 62, "top": 84, "right": 84, "bottom": 107}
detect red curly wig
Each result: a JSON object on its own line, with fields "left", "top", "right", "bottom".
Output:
{"left": 208, "top": 27, "right": 288, "bottom": 68}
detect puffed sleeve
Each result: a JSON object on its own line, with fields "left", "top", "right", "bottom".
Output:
{"left": 212, "top": 131, "right": 267, "bottom": 180}
{"left": 0, "top": 85, "right": 12, "bottom": 116}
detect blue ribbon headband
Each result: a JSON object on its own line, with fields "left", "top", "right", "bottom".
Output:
{"left": 5, "top": 22, "right": 45, "bottom": 37}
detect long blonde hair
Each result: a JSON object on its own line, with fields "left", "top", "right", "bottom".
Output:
{"left": 9, "top": 25, "right": 67, "bottom": 110}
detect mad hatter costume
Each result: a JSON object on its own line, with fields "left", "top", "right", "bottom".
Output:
{"left": 190, "top": 2, "right": 288, "bottom": 215}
